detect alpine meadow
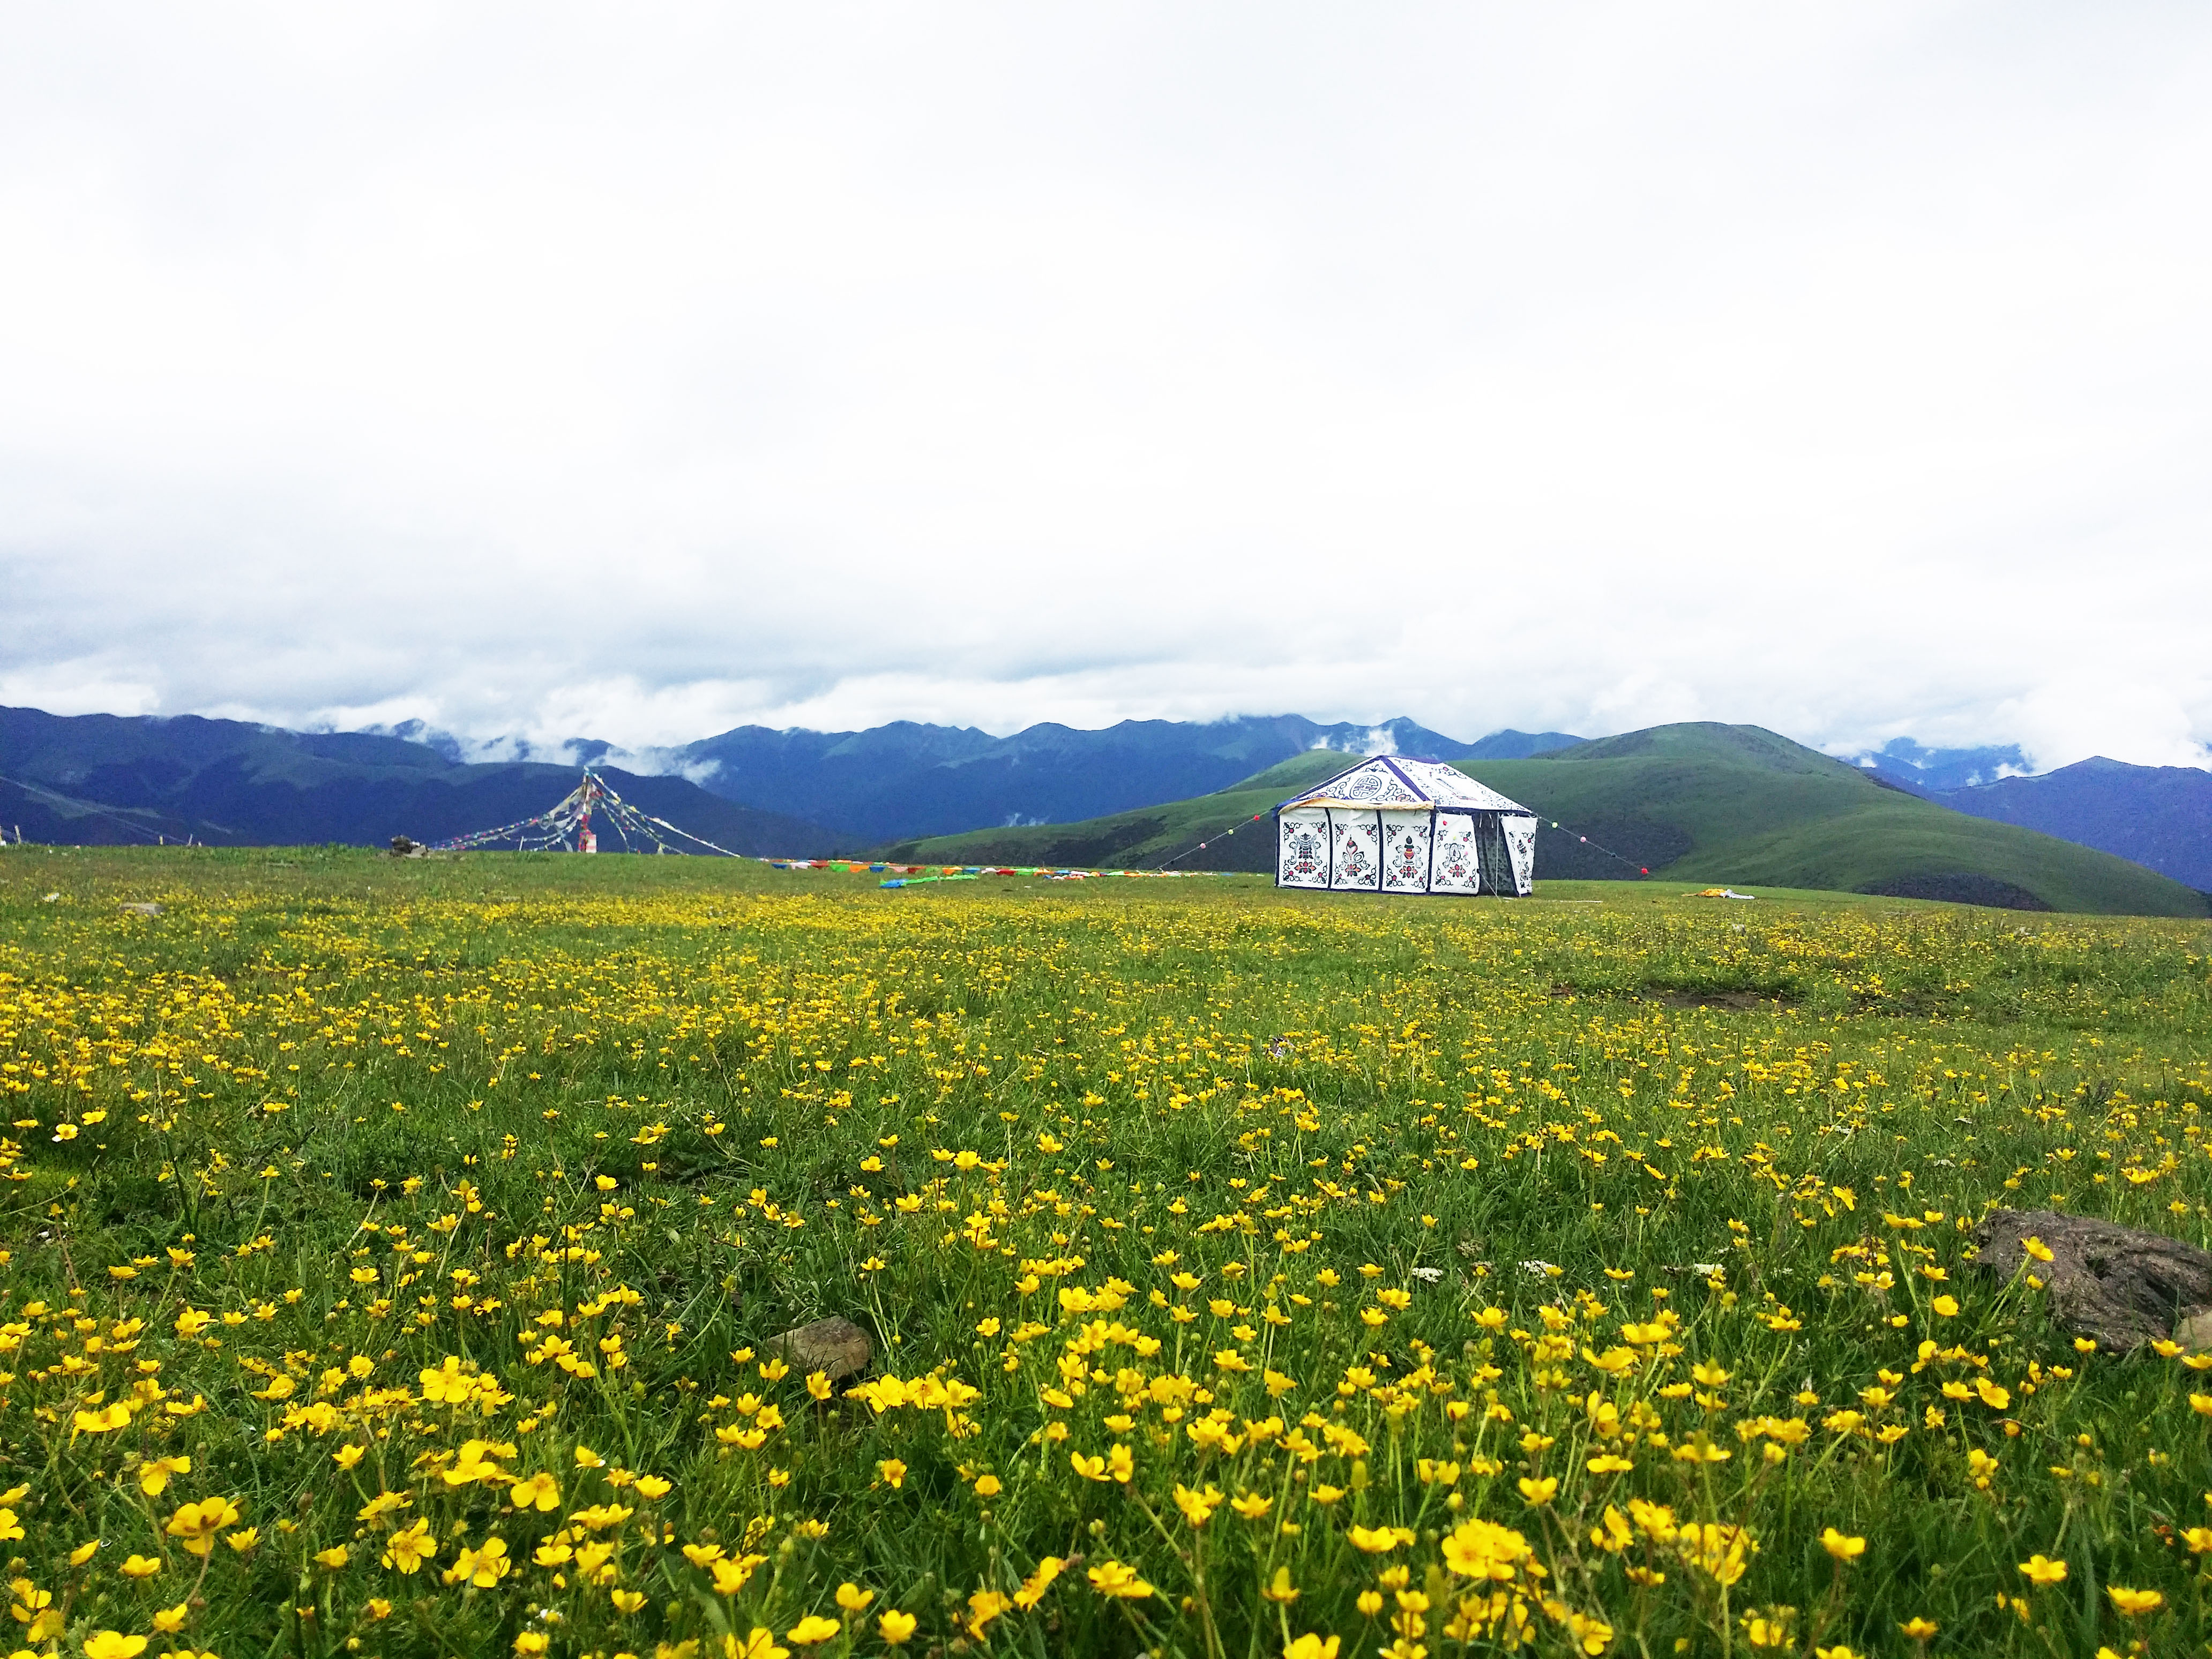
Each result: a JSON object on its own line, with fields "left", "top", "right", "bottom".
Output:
{"left": 4, "top": 848, "right": 2212, "bottom": 1659}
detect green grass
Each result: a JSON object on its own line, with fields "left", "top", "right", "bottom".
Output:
{"left": 3, "top": 846, "right": 2211, "bottom": 1659}
{"left": 895, "top": 723, "right": 2210, "bottom": 918}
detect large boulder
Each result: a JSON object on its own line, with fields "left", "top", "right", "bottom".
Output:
{"left": 1972, "top": 1209, "right": 2212, "bottom": 1350}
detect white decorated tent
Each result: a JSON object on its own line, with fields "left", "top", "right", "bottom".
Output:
{"left": 1274, "top": 757, "right": 1538, "bottom": 896}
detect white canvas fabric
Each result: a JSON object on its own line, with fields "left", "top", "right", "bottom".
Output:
{"left": 1504, "top": 814, "right": 1537, "bottom": 896}
{"left": 1273, "top": 756, "right": 1538, "bottom": 897}
{"left": 1277, "top": 807, "right": 1331, "bottom": 888}
{"left": 1430, "top": 812, "right": 1479, "bottom": 892}
{"left": 1282, "top": 757, "right": 1427, "bottom": 808}
{"left": 1384, "top": 758, "right": 1531, "bottom": 814}
{"left": 1279, "top": 755, "right": 1530, "bottom": 815}
{"left": 1379, "top": 810, "right": 1432, "bottom": 892}
{"left": 1328, "top": 809, "right": 1382, "bottom": 890}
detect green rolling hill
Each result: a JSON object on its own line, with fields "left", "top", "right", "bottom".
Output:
{"left": 883, "top": 722, "right": 2211, "bottom": 917}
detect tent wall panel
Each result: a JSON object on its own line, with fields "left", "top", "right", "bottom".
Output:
{"left": 1430, "top": 811, "right": 1479, "bottom": 892}
{"left": 1328, "top": 809, "right": 1382, "bottom": 891}
{"left": 1503, "top": 815, "right": 1537, "bottom": 896}
{"left": 1379, "top": 810, "right": 1433, "bottom": 893}
{"left": 1277, "top": 807, "right": 1331, "bottom": 888}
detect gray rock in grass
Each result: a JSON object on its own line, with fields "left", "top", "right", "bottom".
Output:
{"left": 765, "top": 1316, "right": 873, "bottom": 1381}
{"left": 1971, "top": 1208, "right": 2212, "bottom": 1351}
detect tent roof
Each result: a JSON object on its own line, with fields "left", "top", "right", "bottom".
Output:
{"left": 1276, "top": 756, "right": 1534, "bottom": 814}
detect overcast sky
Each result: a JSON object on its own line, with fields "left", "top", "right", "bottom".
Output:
{"left": 3, "top": 3, "right": 2209, "bottom": 768}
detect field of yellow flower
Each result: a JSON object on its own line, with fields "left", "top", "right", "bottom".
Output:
{"left": 3, "top": 847, "right": 2211, "bottom": 1659}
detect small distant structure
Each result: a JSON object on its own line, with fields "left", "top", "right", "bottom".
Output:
{"left": 1274, "top": 756, "right": 1537, "bottom": 896}
{"left": 425, "top": 770, "right": 740, "bottom": 856}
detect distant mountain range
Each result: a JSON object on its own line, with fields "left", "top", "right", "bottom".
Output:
{"left": 1926, "top": 759, "right": 2212, "bottom": 891}
{"left": 1837, "top": 738, "right": 2212, "bottom": 890}
{"left": 663, "top": 716, "right": 1583, "bottom": 842}
{"left": 0, "top": 707, "right": 829, "bottom": 855}
{"left": 0, "top": 705, "right": 1583, "bottom": 854}
{"left": 3, "top": 701, "right": 2204, "bottom": 898}
{"left": 1846, "top": 737, "right": 2034, "bottom": 793}
{"left": 901, "top": 722, "right": 2210, "bottom": 917}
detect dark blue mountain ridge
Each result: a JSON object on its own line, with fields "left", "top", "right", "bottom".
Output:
{"left": 0, "top": 706, "right": 835, "bottom": 854}
{"left": 667, "top": 714, "right": 1583, "bottom": 841}
{"left": 363, "top": 714, "right": 1590, "bottom": 839}
{"left": 1828, "top": 735, "right": 2211, "bottom": 890}
{"left": 1846, "top": 737, "right": 2035, "bottom": 796}
{"left": 0, "top": 704, "right": 1589, "bottom": 850}
{"left": 1932, "top": 757, "right": 2212, "bottom": 891}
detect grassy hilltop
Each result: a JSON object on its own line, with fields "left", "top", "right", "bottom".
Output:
{"left": 2, "top": 846, "right": 2211, "bottom": 1656}
{"left": 891, "top": 723, "right": 2210, "bottom": 918}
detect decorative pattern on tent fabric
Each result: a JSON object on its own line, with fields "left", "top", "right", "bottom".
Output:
{"left": 1277, "top": 807, "right": 1330, "bottom": 889}
{"left": 1504, "top": 816, "right": 1538, "bottom": 896}
{"left": 1430, "top": 813, "right": 1479, "bottom": 892}
{"left": 1380, "top": 810, "right": 1432, "bottom": 893}
{"left": 1273, "top": 757, "right": 1538, "bottom": 899}
{"left": 1337, "top": 764, "right": 1424, "bottom": 805}
{"left": 1387, "top": 758, "right": 1530, "bottom": 813}
{"left": 1329, "top": 810, "right": 1382, "bottom": 890}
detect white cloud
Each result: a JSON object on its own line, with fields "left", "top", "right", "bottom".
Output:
{"left": 1, "top": 3, "right": 2209, "bottom": 768}
{"left": 0, "top": 661, "right": 161, "bottom": 720}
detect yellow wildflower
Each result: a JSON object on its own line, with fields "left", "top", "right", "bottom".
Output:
{"left": 509, "top": 1473, "right": 561, "bottom": 1512}
{"left": 1087, "top": 1559, "right": 1155, "bottom": 1599}
{"left": 1349, "top": 1525, "right": 1415, "bottom": 1552}
{"left": 138, "top": 1456, "right": 191, "bottom": 1497}
{"left": 383, "top": 1518, "right": 438, "bottom": 1574}
{"left": 164, "top": 1496, "right": 242, "bottom": 1557}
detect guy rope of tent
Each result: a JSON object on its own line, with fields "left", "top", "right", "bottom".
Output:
{"left": 427, "top": 769, "right": 745, "bottom": 857}
{"left": 1149, "top": 810, "right": 1269, "bottom": 871}
{"left": 1142, "top": 790, "right": 1655, "bottom": 878}
{"left": 1541, "top": 821, "right": 1652, "bottom": 877}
